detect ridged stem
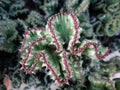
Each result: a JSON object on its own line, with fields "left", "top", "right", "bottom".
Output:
{"left": 20, "top": 27, "right": 71, "bottom": 84}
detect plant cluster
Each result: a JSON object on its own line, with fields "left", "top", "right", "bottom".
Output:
{"left": 0, "top": 0, "right": 120, "bottom": 90}
{"left": 90, "top": 0, "right": 120, "bottom": 36}
{"left": 20, "top": 12, "right": 114, "bottom": 89}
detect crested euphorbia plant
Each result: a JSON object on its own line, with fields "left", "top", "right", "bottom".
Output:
{"left": 20, "top": 12, "right": 109, "bottom": 85}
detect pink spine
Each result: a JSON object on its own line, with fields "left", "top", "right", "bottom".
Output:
{"left": 20, "top": 27, "right": 71, "bottom": 84}
{"left": 39, "top": 51, "right": 71, "bottom": 84}
{"left": 68, "top": 12, "right": 110, "bottom": 60}
{"left": 20, "top": 12, "right": 110, "bottom": 85}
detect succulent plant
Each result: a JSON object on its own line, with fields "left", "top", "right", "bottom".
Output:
{"left": 25, "top": 11, "right": 45, "bottom": 27}
{"left": 20, "top": 12, "right": 109, "bottom": 86}
{"left": 33, "top": 0, "right": 94, "bottom": 38}
{"left": 0, "top": 0, "right": 120, "bottom": 90}
{"left": 0, "top": 0, "right": 29, "bottom": 53}
{"left": 0, "top": 0, "right": 29, "bottom": 20}
{"left": 65, "top": 0, "right": 89, "bottom": 14}
{"left": 89, "top": 0, "right": 120, "bottom": 36}
{"left": 0, "top": 19, "right": 19, "bottom": 53}
{"left": 33, "top": 0, "right": 59, "bottom": 18}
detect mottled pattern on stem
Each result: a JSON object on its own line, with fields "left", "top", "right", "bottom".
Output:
{"left": 20, "top": 12, "right": 109, "bottom": 84}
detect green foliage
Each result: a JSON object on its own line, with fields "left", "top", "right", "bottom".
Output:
{"left": 0, "top": 0, "right": 29, "bottom": 19}
{"left": 0, "top": 0, "right": 120, "bottom": 90}
{"left": 0, "top": 0, "right": 29, "bottom": 53}
{"left": 77, "top": 13, "right": 94, "bottom": 37}
{"left": 33, "top": 0, "right": 59, "bottom": 17}
{"left": 0, "top": 19, "right": 18, "bottom": 53}
{"left": 10, "top": 69, "right": 52, "bottom": 90}
{"left": 65, "top": 0, "right": 89, "bottom": 14}
{"left": 25, "top": 11, "right": 45, "bottom": 27}
{"left": 115, "top": 79, "right": 120, "bottom": 90}
{"left": 90, "top": 0, "right": 120, "bottom": 36}
{"left": 9, "top": 0, "right": 29, "bottom": 18}
{"left": 20, "top": 12, "right": 111, "bottom": 89}
{"left": 32, "top": 0, "right": 120, "bottom": 37}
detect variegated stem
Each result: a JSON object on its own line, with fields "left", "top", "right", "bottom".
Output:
{"left": 47, "top": 12, "right": 79, "bottom": 52}
{"left": 68, "top": 13, "right": 110, "bottom": 59}
{"left": 39, "top": 51, "right": 71, "bottom": 84}
{"left": 20, "top": 11, "right": 110, "bottom": 85}
{"left": 70, "top": 42, "right": 110, "bottom": 60}
{"left": 20, "top": 28, "right": 71, "bottom": 84}
{"left": 47, "top": 15, "right": 61, "bottom": 52}
{"left": 21, "top": 37, "right": 45, "bottom": 73}
{"left": 22, "top": 44, "right": 71, "bottom": 84}
{"left": 20, "top": 27, "right": 45, "bottom": 73}
{"left": 20, "top": 27, "right": 45, "bottom": 55}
